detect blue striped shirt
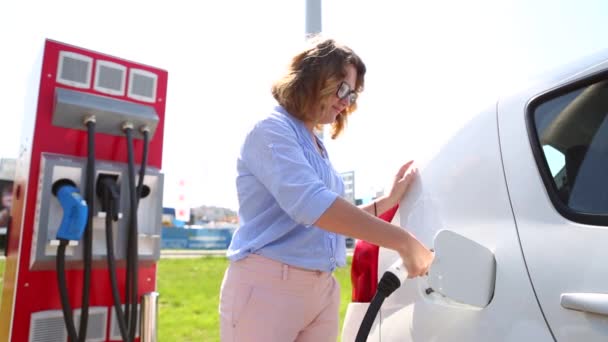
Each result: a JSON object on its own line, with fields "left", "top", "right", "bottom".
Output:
{"left": 227, "top": 105, "right": 346, "bottom": 272}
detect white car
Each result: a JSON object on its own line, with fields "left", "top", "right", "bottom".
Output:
{"left": 342, "top": 48, "right": 608, "bottom": 342}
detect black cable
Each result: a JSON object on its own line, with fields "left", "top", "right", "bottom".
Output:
{"left": 103, "top": 185, "right": 130, "bottom": 342}
{"left": 128, "top": 127, "right": 149, "bottom": 339}
{"left": 125, "top": 127, "right": 139, "bottom": 341}
{"left": 355, "top": 271, "right": 402, "bottom": 342}
{"left": 122, "top": 126, "right": 150, "bottom": 340}
{"left": 124, "top": 131, "right": 133, "bottom": 334}
{"left": 354, "top": 292, "right": 386, "bottom": 342}
{"left": 57, "top": 239, "right": 79, "bottom": 342}
{"left": 78, "top": 119, "right": 95, "bottom": 342}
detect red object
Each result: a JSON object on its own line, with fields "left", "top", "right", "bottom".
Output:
{"left": 0, "top": 39, "right": 167, "bottom": 341}
{"left": 351, "top": 204, "right": 400, "bottom": 302}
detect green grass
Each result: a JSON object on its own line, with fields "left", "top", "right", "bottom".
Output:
{"left": 337, "top": 258, "right": 354, "bottom": 339}
{"left": 157, "top": 257, "right": 226, "bottom": 342}
{"left": 0, "top": 259, "right": 4, "bottom": 288}
{"left": 0, "top": 257, "right": 352, "bottom": 342}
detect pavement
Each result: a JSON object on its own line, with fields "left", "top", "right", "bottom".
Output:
{"left": 161, "top": 249, "right": 229, "bottom": 258}
{"left": 0, "top": 250, "right": 219, "bottom": 260}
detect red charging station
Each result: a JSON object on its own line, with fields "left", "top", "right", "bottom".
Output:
{"left": 0, "top": 39, "right": 167, "bottom": 342}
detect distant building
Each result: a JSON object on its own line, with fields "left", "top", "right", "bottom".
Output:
{"left": 339, "top": 170, "right": 357, "bottom": 248}
{"left": 162, "top": 207, "right": 185, "bottom": 228}
{"left": 0, "top": 158, "right": 16, "bottom": 181}
{"left": 340, "top": 171, "right": 355, "bottom": 204}
{"left": 374, "top": 188, "right": 385, "bottom": 200}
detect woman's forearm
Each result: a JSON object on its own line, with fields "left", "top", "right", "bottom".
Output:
{"left": 316, "top": 197, "right": 412, "bottom": 254}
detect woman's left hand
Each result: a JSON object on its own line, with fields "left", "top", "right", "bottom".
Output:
{"left": 387, "top": 160, "right": 418, "bottom": 206}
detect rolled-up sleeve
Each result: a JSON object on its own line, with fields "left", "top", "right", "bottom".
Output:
{"left": 241, "top": 118, "right": 338, "bottom": 226}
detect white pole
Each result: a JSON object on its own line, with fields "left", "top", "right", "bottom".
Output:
{"left": 306, "top": 0, "right": 324, "bottom": 139}
{"left": 305, "top": 0, "right": 322, "bottom": 38}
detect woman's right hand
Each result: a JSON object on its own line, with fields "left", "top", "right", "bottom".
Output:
{"left": 398, "top": 233, "right": 434, "bottom": 278}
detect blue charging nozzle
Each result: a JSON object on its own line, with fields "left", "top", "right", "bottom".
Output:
{"left": 52, "top": 179, "right": 88, "bottom": 241}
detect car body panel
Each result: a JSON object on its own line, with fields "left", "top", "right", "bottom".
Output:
{"left": 498, "top": 49, "right": 608, "bottom": 341}
{"left": 375, "top": 107, "right": 551, "bottom": 341}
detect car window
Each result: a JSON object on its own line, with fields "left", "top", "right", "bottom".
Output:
{"left": 530, "top": 78, "right": 608, "bottom": 223}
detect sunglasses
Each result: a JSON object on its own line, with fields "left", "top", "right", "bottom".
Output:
{"left": 336, "top": 81, "right": 358, "bottom": 105}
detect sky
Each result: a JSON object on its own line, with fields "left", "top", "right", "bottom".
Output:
{"left": 1, "top": 0, "right": 607, "bottom": 213}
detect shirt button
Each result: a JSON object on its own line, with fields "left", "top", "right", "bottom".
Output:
{"left": 330, "top": 257, "right": 335, "bottom": 262}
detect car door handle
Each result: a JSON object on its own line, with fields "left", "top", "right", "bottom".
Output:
{"left": 561, "top": 293, "right": 608, "bottom": 316}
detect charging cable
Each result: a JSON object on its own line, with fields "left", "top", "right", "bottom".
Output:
{"left": 122, "top": 122, "right": 151, "bottom": 341}
{"left": 355, "top": 259, "right": 408, "bottom": 342}
{"left": 53, "top": 179, "right": 88, "bottom": 342}
{"left": 97, "top": 175, "right": 130, "bottom": 342}
{"left": 79, "top": 115, "right": 96, "bottom": 342}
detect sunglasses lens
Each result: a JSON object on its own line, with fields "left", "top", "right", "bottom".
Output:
{"left": 337, "top": 82, "right": 357, "bottom": 105}
{"left": 348, "top": 93, "right": 357, "bottom": 104}
{"left": 337, "top": 83, "right": 349, "bottom": 99}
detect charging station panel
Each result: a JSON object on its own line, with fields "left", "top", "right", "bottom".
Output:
{"left": 0, "top": 38, "right": 168, "bottom": 342}
{"left": 53, "top": 87, "right": 160, "bottom": 139}
{"left": 31, "top": 153, "right": 163, "bottom": 270}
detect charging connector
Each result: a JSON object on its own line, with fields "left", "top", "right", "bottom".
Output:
{"left": 52, "top": 179, "right": 88, "bottom": 241}
{"left": 96, "top": 174, "right": 121, "bottom": 221}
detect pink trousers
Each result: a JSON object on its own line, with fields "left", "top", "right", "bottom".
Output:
{"left": 219, "top": 254, "right": 340, "bottom": 342}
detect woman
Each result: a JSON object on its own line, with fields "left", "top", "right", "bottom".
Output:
{"left": 219, "top": 37, "right": 434, "bottom": 342}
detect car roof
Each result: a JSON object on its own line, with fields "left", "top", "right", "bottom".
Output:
{"left": 515, "top": 48, "right": 608, "bottom": 99}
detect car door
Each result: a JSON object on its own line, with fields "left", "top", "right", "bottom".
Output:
{"left": 499, "top": 65, "right": 608, "bottom": 341}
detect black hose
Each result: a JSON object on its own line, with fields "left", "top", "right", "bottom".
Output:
{"left": 78, "top": 119, "right": 95, "bottom": 341}
{"left": 355, "top": 271, "right": 402, "bottom": 342}
{"left": 57, "top": 239, "right": 79, "bottom": 342}
{"left": 354, "top": 292, "right": 385, "bottom": 342}
{"left": 103, "top": 186, "right": 130, "bottom": 342}
{"left": 125, "top": 127, "right": 139, "bottom": 341}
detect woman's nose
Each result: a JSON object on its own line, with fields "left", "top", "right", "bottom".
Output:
{"left": 338, "top": 96, "right": 350, "bottom": 106}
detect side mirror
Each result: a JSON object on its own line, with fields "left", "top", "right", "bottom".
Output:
{"left": 428, "top": 230, "right": 496, "bottom": 308}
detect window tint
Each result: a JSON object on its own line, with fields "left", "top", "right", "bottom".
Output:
{"left": 532, "top": 79, "right": 608, "bottom": 218}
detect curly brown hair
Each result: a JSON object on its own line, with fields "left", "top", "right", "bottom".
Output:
{"left": 271, "top": 37, "right": 366, "bottom": 139}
